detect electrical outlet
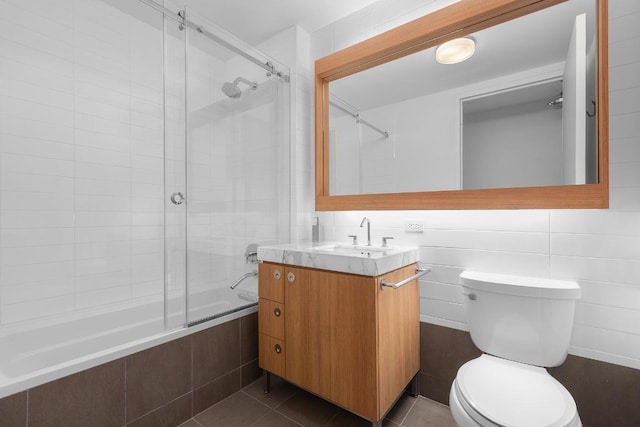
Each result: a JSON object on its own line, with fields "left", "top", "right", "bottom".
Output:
{"left": 404, "top": 221, "right": 424, "bottom": 233}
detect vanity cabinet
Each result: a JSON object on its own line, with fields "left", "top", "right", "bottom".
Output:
{"left": 258, "top": 261, "right": 420, "bottom": 423}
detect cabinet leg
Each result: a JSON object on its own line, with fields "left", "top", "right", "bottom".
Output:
{"left": 371, "top": 421, "right": 382, "bottom": 427}
{"left": 263, "top": 371, "right": 271, "bottom": 394}
{"left": 408, "top": 373, "right": 420, "bottom": 397}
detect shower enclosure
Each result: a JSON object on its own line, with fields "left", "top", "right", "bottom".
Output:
{"left": 0, "top": 0, "right": 289, "bottom": 395}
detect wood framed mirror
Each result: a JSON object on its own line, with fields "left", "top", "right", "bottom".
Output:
{"left": 315, "top": 0, "right": 608, "bottom": 210}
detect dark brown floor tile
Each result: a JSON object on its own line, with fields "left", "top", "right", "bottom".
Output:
{"left": 195, "top": 392, "right": 270, "bottom": 427}
{"left": 28, "top": 359, "right": 125, "bottom": 427}
{"left": 241, "top": 313, "right": 259, "bottom": 365}
{"left": 241, "top": 360, "right": 262, "bottom": 387}
{"left": 242, "top": 376, "right": 298, "bottom": 408}
{"left": 193, "top": 369, "right": 241, "bottom": 415}
{"left": 193, "top": 319, "right": 241, "bottom": 388}
{"left": 276, "top": 389, "right": 340, "bottom": 427}
{"left": 0, "top": 391, "right": 27, "bottom": 427}
{"left": 420, "top": 372, "right": 452, "bottom": 405}
{"left": 323, "top": 409, "right": 401, "bottom": 427}
{"left": 420, "top": 323, "right": 480, "bottom": 385}
{"left": 126, "top": 336, "right": 191, "bottom": 421}
{"left": 178, "top": 420, "right": 202, "bottom": 427}
{"left": 550, "top": 354, "right": 640, "bottom": 427}
{"left": 249, "top": 411, "right": 299, "bottom": 427}
{"left": 128, "top": 393, "right": 192, "bottom": 427}
{"left": 384, "top": 393, "right": 416, "bottom": 424}
{"left": 325, "top": 409, "right": 371, "bottom": 427}
{"left": 402, "top": 397, "right": 455, "bottom": 427}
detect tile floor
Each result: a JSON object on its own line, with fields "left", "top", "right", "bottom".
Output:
{"left": 180, "top": 376, "right": 456, "bottom": 427}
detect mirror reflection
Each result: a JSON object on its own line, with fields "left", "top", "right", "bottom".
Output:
{"left": 328, "top": 0, "right": 596, "bottom": 196}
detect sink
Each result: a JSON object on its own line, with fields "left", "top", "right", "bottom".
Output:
{"left": 258, "top": 242, "right": 419, "bottom": 276}
{"left": 308, "top": 244, "right": 391, "bottom": 258}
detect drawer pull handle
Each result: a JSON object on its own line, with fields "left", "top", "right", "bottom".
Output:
{"left": 273, "top": 270, "right": 281, "bottom": 280}
{"left": 274, "top": 307, "right": 281, "bottom": 317}
{"left": 287, "top": 272, "right": 295, "bottom": 283}
{"left": 275, "top": 344, "right": 282, "bottom": 354}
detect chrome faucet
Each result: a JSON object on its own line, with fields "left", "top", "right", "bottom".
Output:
{"left": 360, "top": 217, "right": 371, "bottom": 246}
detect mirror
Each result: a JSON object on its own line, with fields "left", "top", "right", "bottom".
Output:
{"left": 315, "top": 0, "right": 608, "bottom": 210}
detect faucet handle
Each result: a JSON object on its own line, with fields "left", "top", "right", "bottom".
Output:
{"left": 348, "top": 235, "right": 358, "bottom": 245}
{"left": 381, "top": 236, "right": 394, "bottom": 247}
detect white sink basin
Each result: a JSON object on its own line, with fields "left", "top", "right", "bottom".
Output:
{"left": 309, "top": 244, "right": 391, "bottom": 258}
{"left": 259, "top": 242, "right": 419, "bottom": 276}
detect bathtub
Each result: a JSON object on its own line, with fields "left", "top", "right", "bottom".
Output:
{"left": 0, "top": 287, "right": 257, "bottom": 399}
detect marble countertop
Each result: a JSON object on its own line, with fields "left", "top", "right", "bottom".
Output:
{"left": 257, "top": 241, "right": 419, "bottom": 276}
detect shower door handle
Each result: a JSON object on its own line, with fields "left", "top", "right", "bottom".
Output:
{"left": 170, "top": 192, "right": 185, "bottom": 205}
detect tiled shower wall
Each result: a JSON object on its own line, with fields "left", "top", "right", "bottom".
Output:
{"left": 0, "top": 0, "right": 168, "bottom": 327}
{"left": 309, "top": 0, "right": 640, "bottom": 372}
{"left": 0, "top": 0, "right": 291, "bottom": 329}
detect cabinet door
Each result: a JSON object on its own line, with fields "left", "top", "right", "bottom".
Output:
{"left": 259, "top": 262, "right": 284, "bottom": 303}
{"left": 328, "top": 271, "right": 377, "bottom": 420}
{"left": 377, "top": 264, "right": 420, "bottom": 417}
{"left": 285, "top": 266, "right": 331, "bottom": 397}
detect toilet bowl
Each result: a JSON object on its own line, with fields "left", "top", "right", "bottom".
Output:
{"left": 450, "top": 271, "right": 582, "bottom": 427}
{"left": 449, "top": 355, "right": 581, "bottom": 427}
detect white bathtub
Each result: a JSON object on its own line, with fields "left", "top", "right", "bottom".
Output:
{"left": 0, "top": 288, "right": 257, "bottom": 399}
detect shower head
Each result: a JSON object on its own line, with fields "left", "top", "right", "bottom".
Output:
{"left": 221, "top": 77, "right": 258, "bottom": 98}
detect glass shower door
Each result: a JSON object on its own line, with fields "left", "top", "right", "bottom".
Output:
{"left": 183, "top": 9, "right": 290, "bottom": 325}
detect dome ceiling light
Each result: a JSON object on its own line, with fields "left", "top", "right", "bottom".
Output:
{"left": 436, "top": 37, "right": 476, "bottom": 64}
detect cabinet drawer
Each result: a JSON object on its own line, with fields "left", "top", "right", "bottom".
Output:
{"left": 259, "top": 334, "right": 285, "bottom": 377}
{"left": 258, "top": 262, "right": 284, "bottom": 303}
{"left": 259, "top": 299, "right": 285, "bottom": 340}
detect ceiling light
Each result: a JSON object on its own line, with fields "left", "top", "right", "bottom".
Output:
{"left": 435, "top": 37, "right": 476, "bottom": 64}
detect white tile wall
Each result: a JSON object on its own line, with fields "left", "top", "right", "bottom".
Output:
{"left": 0, "top": 0, "right": 166, "bottom": 328}
{"left": 307, "top": 0, "right": 640, "bottom": 370}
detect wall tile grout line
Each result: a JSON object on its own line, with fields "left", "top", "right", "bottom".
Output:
{"left": 124, "top": 356, "right": 128, "bottom": 426}
{"left": 190, "top": 334, "right": 194, "bottom": 419}
{"left": 25, "top": 390, "right": 29, "bottom": 427}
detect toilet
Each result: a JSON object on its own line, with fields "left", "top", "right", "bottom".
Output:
{"left": 449, "top": 271, "right": 582, "bottom": 427}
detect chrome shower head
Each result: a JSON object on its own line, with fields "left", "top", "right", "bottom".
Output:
{"left": 222, "top": 81, "right": 241, "bottom": 98}
{"left": 221, "top": 77, "right": 258, "bottom": 98}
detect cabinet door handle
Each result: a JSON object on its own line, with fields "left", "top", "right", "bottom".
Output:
{"left": 274, "top": 344, "right": 282, "bottom": 354}
{"left": 287, "top": 272, "right": 295, "bottom": 283}
{"left": 273, "top": 270, "right": 281, "bottom": 280}
{"left": 273, "top": 307, "right": 281, "bottom": 317}
{"left": 380, "top": 267, "right": 431, "bottom": 289}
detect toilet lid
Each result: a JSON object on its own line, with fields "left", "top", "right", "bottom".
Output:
{"left": 457, "top": 355, "right": 577, "bottom": 427}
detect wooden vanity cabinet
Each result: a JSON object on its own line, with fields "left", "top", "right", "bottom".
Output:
{"left": 258, "top": 261, "right": 420, "bottom": 423}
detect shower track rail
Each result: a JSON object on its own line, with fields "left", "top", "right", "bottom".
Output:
{"left": 330, "top": 99, "right": 389, "bottom": 138}
{"left": 137, "top": 0, "right": 290, "bottom": 81}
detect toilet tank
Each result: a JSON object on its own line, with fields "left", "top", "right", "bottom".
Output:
{"left": 460, "top": 271, "right": 581, "bottom": 367}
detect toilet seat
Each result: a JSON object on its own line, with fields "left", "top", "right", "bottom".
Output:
{"left": 455, "top": 355, "right": 579, "bottom": 427}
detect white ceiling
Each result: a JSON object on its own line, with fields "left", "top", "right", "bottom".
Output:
{"left": 331, "top": 0, "right": 595, "bottom": 111}
{"left": 184, "top": 0, "right": 381, "bottom": 44}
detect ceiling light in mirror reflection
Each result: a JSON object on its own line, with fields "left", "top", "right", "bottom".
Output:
{"left": 435, "top": 37, "right": 476, "bottom": 64}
